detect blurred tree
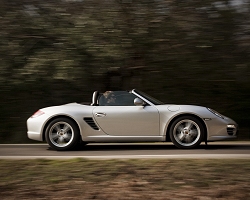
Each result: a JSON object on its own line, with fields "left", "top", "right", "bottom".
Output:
{"left": 0, "top": 0, "right": 249, "bottom": 142}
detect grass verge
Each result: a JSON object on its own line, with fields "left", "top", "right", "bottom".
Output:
{"left": 0, "top": 159, "right": 249, "bottom": 199}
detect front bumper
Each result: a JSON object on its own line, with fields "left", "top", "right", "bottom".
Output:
{"left": 206, "top": 116, "right": 238, "bottom": 141}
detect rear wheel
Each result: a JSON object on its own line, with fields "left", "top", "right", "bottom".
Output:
{"left": 45, "top": 118, "right": 80, "bottom": 151}
{"left": 169, "top": 116, "right": 204, "bottom": 149}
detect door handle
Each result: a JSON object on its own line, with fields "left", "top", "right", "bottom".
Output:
{"left": 95, "top": 113, "right": 106, "bottom": 117}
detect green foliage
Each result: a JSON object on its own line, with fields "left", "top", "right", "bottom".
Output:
{"left": 0, "top": 0, "right": 249, "bottom": 142}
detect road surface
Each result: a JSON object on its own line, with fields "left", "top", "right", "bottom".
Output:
{"left": 0, "top": 142, "right": 250, "bottom": 159}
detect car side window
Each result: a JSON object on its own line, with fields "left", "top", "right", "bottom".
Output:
{"left": 98, "top": 91, "right": 137, "bottom": 106}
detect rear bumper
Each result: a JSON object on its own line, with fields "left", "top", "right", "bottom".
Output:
{"left": 27, "top": 116, "right": 46, "bottom": 142}
{"left": 27, "top": 131, "right": 43, "bottom": 141}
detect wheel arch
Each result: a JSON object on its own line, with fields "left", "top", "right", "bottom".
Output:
{"left": 42, "top": 115, "right": 81, "bottom": 142}
{"left": 166, "top": 113, "right": 207, "bottom": 142}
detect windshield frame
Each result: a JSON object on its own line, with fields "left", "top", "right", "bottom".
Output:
{"left": 132, "top": 89, "right": 164, "bottom": 105}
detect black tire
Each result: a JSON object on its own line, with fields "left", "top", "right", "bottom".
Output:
{"left": 45, "top": 117, "right": 80, "bottom": 151}
{"left": 169, "top": 116, "right": 204, "bottom": 149}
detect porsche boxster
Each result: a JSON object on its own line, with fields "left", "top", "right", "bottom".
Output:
{"left": 27, "top": 89, "right": 238, "bottom": 150}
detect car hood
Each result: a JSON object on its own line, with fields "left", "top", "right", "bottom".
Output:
{"left": 156, "top": 104, "right": 215, "bottom": 118}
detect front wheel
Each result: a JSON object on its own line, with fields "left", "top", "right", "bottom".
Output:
{"left": 45, "top": 117, "right": 80, "bottom": 151}
{"left": 169, "top": 116, "right": 204, "bottom": 149}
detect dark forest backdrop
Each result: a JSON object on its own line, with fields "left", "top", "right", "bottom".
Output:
{"left": 0, "top": 0, "right": 249, "bottom": 143}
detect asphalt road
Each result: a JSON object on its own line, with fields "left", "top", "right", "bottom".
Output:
{"left": 0, "top": 141, "right": 250, "bottom": 159}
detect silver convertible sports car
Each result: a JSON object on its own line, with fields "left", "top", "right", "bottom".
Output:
{"left": 27, "top": 89, "right": 238, "bottom": 150}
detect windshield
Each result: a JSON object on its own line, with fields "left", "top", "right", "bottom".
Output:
{"left": 133, "top": 89, "right": 164, "bottom": 105}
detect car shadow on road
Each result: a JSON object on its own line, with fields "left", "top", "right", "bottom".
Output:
{"left": 66, "top": 143, "right": 250, "bottom": 151}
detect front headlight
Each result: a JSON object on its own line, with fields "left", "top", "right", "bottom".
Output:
{"left": 207, "top": 108, "right": 224, "bottom": 119}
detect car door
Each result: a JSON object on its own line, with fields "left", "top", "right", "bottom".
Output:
{"left": 92, "top": 91, "right": 160, "bottom": 136}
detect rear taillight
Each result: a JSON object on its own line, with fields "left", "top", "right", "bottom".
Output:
{"left": 31, "top": 110, "right": 45, "bottom": 118}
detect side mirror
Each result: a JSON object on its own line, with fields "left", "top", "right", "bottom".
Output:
{"left": 134, "top": 98, "right": 145, "bottom": 106}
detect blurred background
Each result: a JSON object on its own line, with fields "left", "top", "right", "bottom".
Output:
{"left": 0, "top": 0, "right": 249, "bottom": 143}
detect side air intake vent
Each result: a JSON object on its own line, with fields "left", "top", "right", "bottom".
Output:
{"left": 84, "top": 117, "right": 99, "bottom": 130}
